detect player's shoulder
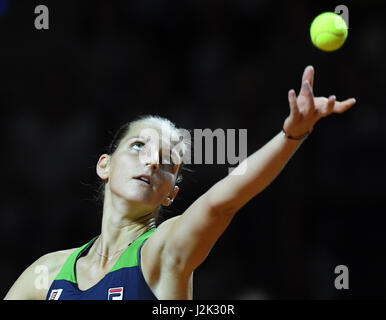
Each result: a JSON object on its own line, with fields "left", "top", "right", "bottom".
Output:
{"left": 40, "top": 247, "right": 79, "bottom": 263}
{"left": 147, "top": 216, "right": 180, "bottom": 246}
{"left": 155, "top": 216, "right": 180, "bottom": 233}
{"left": 4, "top": 247, "right": 79, "bottom": 300}
{"left": 37, "top": 247, "right": 79, "bottom": 274}
{"left": 142, "top": 216, "right": 181, "bottom": 266}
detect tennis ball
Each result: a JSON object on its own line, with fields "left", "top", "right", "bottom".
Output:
{"left": 310, "top": 12, "right": 348, "bottom": 52}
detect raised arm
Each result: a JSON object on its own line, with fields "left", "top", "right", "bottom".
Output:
{"left": 218, "top": 65, "right": 356, "bottom": 214}
{"left": 149, "top": 65, "right": 356, "bottom": 278}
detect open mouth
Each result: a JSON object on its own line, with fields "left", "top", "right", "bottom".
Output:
{"left": 134, "top": 176, "right": 152, "bottom": 186}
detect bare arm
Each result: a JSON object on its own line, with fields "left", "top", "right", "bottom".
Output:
{"left": 208, "top": 130, "right": 304, "bottom": 214}
{"left": 4, "top": 249, "right": 75, "bottom": 300}
{"left": 150, "top": 65, "right": 356, "bottom": 276}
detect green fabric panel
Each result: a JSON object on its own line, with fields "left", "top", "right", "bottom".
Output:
{"left": 54, "top": 229, "right": 156, "bottom": 283}
{"left": 109, "top": 228, "right": 156, "bottom": 273}
{"left": 54, "top": 236, "right": 98, "bottom": 283}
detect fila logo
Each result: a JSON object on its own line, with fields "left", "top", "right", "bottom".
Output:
{"left": 48, "top": 289, "right": 63, "bottom": 300}
{"left": 108, "top": 287, "right": 124, "bottom": 300}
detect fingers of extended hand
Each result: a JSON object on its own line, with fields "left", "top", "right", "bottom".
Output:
{"left": 288, "top": 89, "right": 300, "bottom": 118}
{"left": 333, "top": 98, "right": 357, "bottom": 114}
{"left": 301, "top": 81, "right": 317, "bottom": 116}
{"left": 323, "top": 95, "right": 336, "bottom": 116}
{"left": 301, "top": 65, "right": 315, "bottom": 90}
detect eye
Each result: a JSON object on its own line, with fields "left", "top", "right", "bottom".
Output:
{"left": 131, "top": 141, "right": 145, "bottom": 151}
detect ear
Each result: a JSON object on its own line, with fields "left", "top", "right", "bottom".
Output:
{"left": 162, "top": 185, "right": 179, "bottom": 206}
{"left": 96, "top": 154, "right": 111, "bottom": 181}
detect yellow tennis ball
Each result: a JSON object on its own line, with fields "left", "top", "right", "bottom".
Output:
{"left": 310, "top": 12, "right": 348, "bottom": 52}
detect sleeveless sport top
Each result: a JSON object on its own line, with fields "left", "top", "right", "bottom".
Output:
{"left": 46, "top": 228, "right": 157, "bottom": 300}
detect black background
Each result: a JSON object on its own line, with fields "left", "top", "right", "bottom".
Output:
{"left": 1, "top": 0, "right": 385, "bottom": 299}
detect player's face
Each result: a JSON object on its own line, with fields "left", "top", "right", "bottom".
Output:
{"left": 104, "top": 123, "right": 181, "bottom": 214}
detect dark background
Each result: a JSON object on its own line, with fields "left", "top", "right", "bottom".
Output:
{"left": 0, "top": 0, "right": 385, "bottom": 299}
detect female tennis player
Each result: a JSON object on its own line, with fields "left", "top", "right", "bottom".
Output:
{"left": 4, "top": 66, "right": 356, "bottom": 300}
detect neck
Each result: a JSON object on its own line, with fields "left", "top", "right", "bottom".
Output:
{"left": 93, "top": 190, "right": 157, "bottom": 266}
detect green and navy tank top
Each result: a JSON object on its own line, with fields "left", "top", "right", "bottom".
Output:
{"left": 46, "top": 228, "right": 157, "bottom": 300}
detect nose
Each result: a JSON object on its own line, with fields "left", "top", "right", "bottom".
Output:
{"left": 147, "top": 161, "right": 159, "bottom": 171}
{"left": 145, "top": 147, "right": 160, "bottom": 171}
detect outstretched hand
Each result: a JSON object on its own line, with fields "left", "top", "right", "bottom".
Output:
{"left": 283, "top": 65, "right": 356, "bottom": 138}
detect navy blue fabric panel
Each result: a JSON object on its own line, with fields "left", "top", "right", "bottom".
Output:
{"left": 46, "top": 266, "right": 157, "bottom": 300}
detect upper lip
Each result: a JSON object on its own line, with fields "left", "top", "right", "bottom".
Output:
{"left": 134, "top": 174, "right": 153, "bottom": 186}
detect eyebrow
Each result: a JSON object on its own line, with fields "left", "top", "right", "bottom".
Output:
{"left": 128, "top": 135, "right": 148, "bottom": 141}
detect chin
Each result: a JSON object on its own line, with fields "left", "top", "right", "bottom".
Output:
{"left": 123, "top": 192, "right": 159, "bottom": 209}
